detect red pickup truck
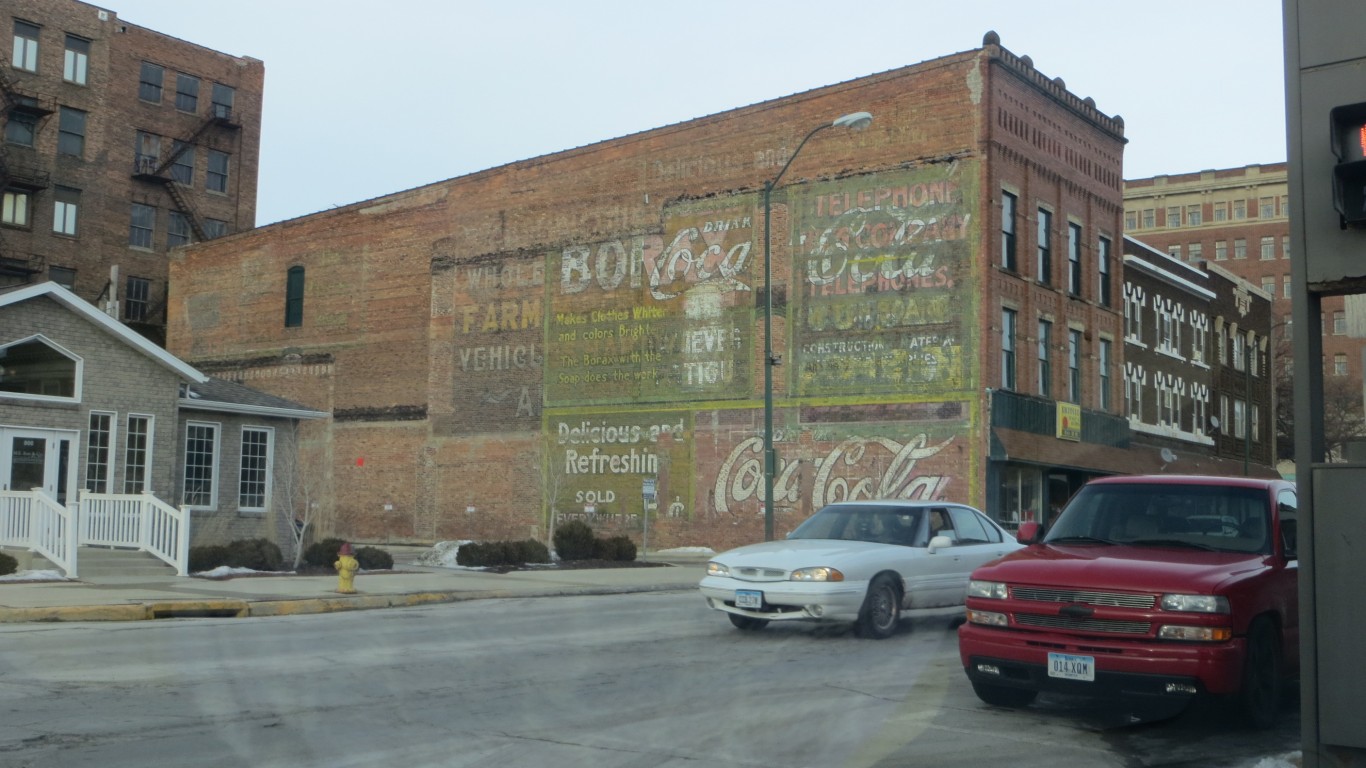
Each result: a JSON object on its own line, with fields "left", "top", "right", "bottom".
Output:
{"left": 958, "top": 474, "right": 1298, "bottom": 727}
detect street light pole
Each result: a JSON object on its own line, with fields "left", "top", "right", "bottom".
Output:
{"left": 761, "top": 111, "right": 872, "bottom": 541}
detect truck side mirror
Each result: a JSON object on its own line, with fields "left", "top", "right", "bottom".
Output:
{"left": 1017, "top": 521, "right": 1042, "bottom": 544}
{"left": 1280, "top": 518, "right": 1297, "bottom": 560}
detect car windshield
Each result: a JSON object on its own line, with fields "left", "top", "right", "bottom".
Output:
{"left": 788, "top": 505, "right": 924, "bottom": 546}
{"left": 1045, "top": 483, "right": 1271, "bottom": 555}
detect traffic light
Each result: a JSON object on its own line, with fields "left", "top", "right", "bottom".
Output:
{"left": 1330, "top": 101, "right": 1366, "bottom": 227}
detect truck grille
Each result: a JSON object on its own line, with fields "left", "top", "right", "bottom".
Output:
{"left": 1011, "top": 587, "right": 1155, "bottom": 609}
{"left": 1015, "top": 613, "right": 1151, "bottom": 634}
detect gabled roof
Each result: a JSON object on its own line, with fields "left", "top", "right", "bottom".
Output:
{"left": 0, "top": 281, "right": 207, "bottom": 383}
{"left": 181, "top": 377, "right": 327, "bottom": 420}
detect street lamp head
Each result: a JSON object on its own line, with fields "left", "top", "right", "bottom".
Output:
{"left": 833, "top": 111, "right": 873, "bottom": 131}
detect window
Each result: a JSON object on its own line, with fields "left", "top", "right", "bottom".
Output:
{"left": 1124, "top": 211, "right": 1137, "bottom": 230}
{"left": 53, "top": 186, "right": 79, "bottom": 235}
{"left": 1283, "top": 236, "right": 1290, "bottom": 260}
{"left": 203, "top": 218, "right": 228, "bottom": 239}
{"left": 1166, "top": 206, "right": 1181, "bottom": 227}
{"left": 1253, "top": 406, "right": 1262, "bottom": 442}
{"left": 124, "top": 276, "right": 150, "bottom": 322}
{"left": 1234, "top": 400, "right": 1247, "bottom": 439}
{"left": 1194, "top": 397, "right": 1208, "bottom": 435}
{"left": 1001, "top": 308, "right": 1017, "bottom": 390}
{"left": 1234, "top": 238, "right": 1247, "bottom": 259}
{"left": 49, "top": 265, "right": 75, "bottom": 289}
{"left": 4, "top": 99, "right": 37, "bottom": 145}
{"left": 1037, "top": 319, "right": 1052, "bottom": 397}
{"left": 1260, "top": 197, "right": 1275, "bottom": 218}
{"left": 1098, "top": 236, "right": 1112, "bottom": 307}
{"left": 0, "top": 337, "right": 78, "bottom": 398}
{"left": 57, "top": 107, "right": 86, "bottom": 157}
{"left": 12, "top": 20, "right": 38, "bottom": 72}
{"left": 2, "top": 189, "right": 30, "bottom": 226}
{"left": 285, "top": 266, "right": 305, "bottom": 327}
{"left": 1126, "top": 291, "right": 1143, "bottom": 341}
{"left": 1334, "top": 310, "right": 1346, "bottom": 335}
{"left": 1001, "top": 191, "right": 1017, "bottom": 271}
{"left": 129, "top": 203, "right": 155, "bottom": 249}
{"left": 1067, "top": 222, "right": 1082, "bottom": 296}
{"left": 1221, "top": 395, "right": 1231, "bottom": 435}
{"left": 1335, "top": 353, "right": 1348, "bottom": 376}
{"left": 1127, "top": 374, "right": 1144, "bottom": 420}
{"left": 1284, "top": 276, "right": 1292, "bottom": 299}
{"left": 182, "top": 422, "right": 219, "bottom": 508}
{"left": 139, "top": 61, "right": 163, "bottom": 102}
{"left": 1187, "top": 205, "right": 1202, "bottom": 226}
{"left": 1261, "top": 236, "right": 1276, "bottom": 260}
{"left": 1188, "top": 243, "right": 1202, "bottom": 262}
{"left": 1168, "top": 245, "right": 1182, "bottom": 259}
{"left": 1234, "top": 199, "right": 1247, "bottom": 219}
{"left": 1099, "top": 338, "right": 1112, "bottom": 411}
{"left": 211, "top": 83, "right": 235, "bottom": 120}
{"left": 1233, "top": 333, "right": 1246, "bottom": 371}
{"left": 86, "top": 411, "right": 114, "bottom": 493}
{"left": 175, "top": 72, "right": 200, "bottom": 113}
{"left": 1068, "top": 329, "right": 1082, "bottom": 403}
{"left": 167, "top": 211, "right": 191, "bottom": 248}
{"left": 1191, "top": 321, "right": 1206, "bottom": 364}
{"left": 63, "top": 34, "right": 88, "bottom": 84}
{"left": 1215, "top": 241, "right": 1227, "bottom": 261}
{"left": 1142, "top": 209, "right": 1155, "bottom": 228}
{"left": 239, "top": 427, "right": 273, "bottom": 511}
{"left": 1213, "top": 202, "right": 1228, "bottom": 221}
{"left": 124, "top": 415, "right": 152, "bottom": 494}
{"left": 170, "top": 141, "right": 194, "bottom": 185}
{"left": 1158, "top": 307, "right": 1176, "bottom": 353}
{"left": 135, "top": 131, "right": 161, "bottom": 175}
{"left": 1281, "top": 195, "right": 1290, "bottom": 216}
{"left": 207, "top": 149, "right": 229, "bottom": 193}
{"left": 1262, "top": 276, "right": 1276, "bottom": 295}
{"left": 1036, "top": 209, "right": 1052, "bottom": 285}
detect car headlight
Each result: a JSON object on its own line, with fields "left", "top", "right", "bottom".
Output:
{"left": 1160, "top": 594, "right": 1229, "bottom": 614}
{"left": 705, "top": 562, "right": 730, "bottom": 577}
{"left": 1158, "top": 625, "right": 1233, "bottom": 642}
{"left": 968, "top": 580, "right": 1008, "bottom": 599}
{"left": 789, "top": 567, "right": 844, "bottom": 582}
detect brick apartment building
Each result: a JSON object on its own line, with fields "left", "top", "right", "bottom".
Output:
{"left": 1, "top": 0, "right": 263, "bottom": 343}
{"left": 165, "top": 33, "right": 1270, "bottom": 551}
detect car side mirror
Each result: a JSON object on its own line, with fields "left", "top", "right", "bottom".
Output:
{"left": 927, "top": 534, "right": 953, "bottom": 553}
{"left": 1017, "top": 521, "right": 1042, "bottom": 544}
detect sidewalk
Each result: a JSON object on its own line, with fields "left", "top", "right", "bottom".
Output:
{"left": 0, "top": 551, "right": 710, "bottom": 623}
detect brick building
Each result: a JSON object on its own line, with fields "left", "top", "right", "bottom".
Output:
{"left": 1, "top": 0, "right": 263, "bottom": 342}
{"left": 166, "top": 33, "right": 1268, "bottom": 551}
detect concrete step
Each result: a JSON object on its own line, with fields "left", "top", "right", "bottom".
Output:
{"left": 76, "top": 547, "right": 177, "bottom": 578}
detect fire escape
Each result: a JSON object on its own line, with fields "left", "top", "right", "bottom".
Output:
{"left": 0, "top": 68, "right": 53, "bottom": 286}
{"left": 131, "top": 103, "right": 240, "bottom": 243}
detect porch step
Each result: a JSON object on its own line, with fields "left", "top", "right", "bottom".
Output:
{"left": 76, "top": 547, "right": 177, "bottom": 579}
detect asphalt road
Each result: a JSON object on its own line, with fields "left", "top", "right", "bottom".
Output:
{"left": 0, "top": 590, "right": 1299, "bottom": 767}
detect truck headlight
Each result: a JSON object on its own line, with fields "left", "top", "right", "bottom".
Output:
{"left": 705, "top": 562, "right": 730, "bottom": 577}
{"left": 790, "top": 567, "right": 844, "bottom": 582}
{"left": 967, "top": 609, "right": 1008, "bottom": 626}
{"left": 1160, "top": 594, "right": 1229, "bottom": 613}
{"left": 968, "top": 580, "right": 1008, "bottom": 599}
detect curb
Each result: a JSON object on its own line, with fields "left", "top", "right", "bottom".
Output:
{"left": 0, "top": 582, "right": 701, "bottom": 623}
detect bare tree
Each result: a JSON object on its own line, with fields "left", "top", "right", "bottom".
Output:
{"left": 1274, "top": 327, "right": 1366, "bottom": 461}
{"left": 273, "top": 422, "right": 329, "bottom": 569}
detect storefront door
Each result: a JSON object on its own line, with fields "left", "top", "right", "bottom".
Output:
{"left": 0, "top": 428, "right": 76, "bottom": 505}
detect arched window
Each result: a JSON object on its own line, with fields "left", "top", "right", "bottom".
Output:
{"left": 285, "top": 266, "right": 304, "bottom": 328}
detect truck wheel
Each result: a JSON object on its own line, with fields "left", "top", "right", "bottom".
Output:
{"left": 971, "top": 680, "right": 1038, "bottom": 708}
{"left": 728, "top": 614, "right": 769, "bottom": 631}
{"left": 1240, "top": 617, "right": 1282, "bottom": 729}
{"left": 854, "top": 574, "right": 901, "bottom": 639}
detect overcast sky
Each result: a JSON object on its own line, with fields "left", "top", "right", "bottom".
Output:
{"left": 103, "top": 0, "right": 1288, "bottom": 228}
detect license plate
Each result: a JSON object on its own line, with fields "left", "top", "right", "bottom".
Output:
{"left": 1048, "top": 652, "right": 1095, "bottom": 681}
{"left": 735, "top": 590, "right": 763, "bottom": 609}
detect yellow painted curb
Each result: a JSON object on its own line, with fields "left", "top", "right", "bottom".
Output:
{"left": 0, "top": 604, "right": 150, "bottom": 622}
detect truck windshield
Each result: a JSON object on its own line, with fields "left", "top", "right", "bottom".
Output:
{"left": 1044, "top": 483, "right": 1271, "bottom": 555}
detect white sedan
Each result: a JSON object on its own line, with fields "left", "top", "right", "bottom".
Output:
{"left": 699, "top": 501, "right": 1021, "bottom": 638}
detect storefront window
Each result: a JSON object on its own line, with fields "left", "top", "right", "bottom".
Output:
{"left": 998, "top": 465, "right": 1043, "bottom": 529}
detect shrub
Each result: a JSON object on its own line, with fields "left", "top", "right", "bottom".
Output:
{"left": 225, "top": 538, "right": 284, "bottom": 571}
{"left": 515, "top": 538, "right": 551, "bottom": 564}
{"left": 303, "top": 537, "right": 348, "bottom": 569}
{"left": 554, "top": 519, "right": 596, "bottom": 561}
{"left": 456, "top": 539, "right": 551, "bottom": 568}
{"left": 355, "top": 546, "right": 393, "bottom": 571}
{"left": 594, "top": 535, "right": 637, "bottom": 562}
{"left": 188, "top": 544, "right": 230, "bottom": 573}
{"left": 0, "top": 551, "right": 17, "bottom": 576}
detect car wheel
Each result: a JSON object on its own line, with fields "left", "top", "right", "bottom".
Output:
{"left": 728, "top": 613, "right": 769, "bottom": 631}
{"left": 1240, "top": 617, "right": 1283, "bottom": 729}
{"left": 971, "top": 680, "right": 1038, "bottom": 708}
{"left": 855, "top": 574, "right": 901, "bottom": 639}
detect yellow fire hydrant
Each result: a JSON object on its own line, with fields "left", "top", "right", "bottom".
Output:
{"left": 334, "top": 542, "right": 359, "bottom": 594}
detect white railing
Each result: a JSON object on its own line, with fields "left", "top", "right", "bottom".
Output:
{"left": 0, "top": 489, "right": 78, "bottom": 578}
{"left": 79, "top": 491, "right": 190, "bottom": 576}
